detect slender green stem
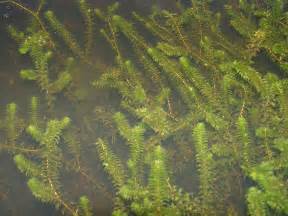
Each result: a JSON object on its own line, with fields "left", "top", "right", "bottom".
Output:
{"left": 0, "top": 0, "right": 54, "bottom": 47}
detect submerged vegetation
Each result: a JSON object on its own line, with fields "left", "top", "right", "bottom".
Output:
{"left": 0, "top": 0, "right": 288, "bottom": 215}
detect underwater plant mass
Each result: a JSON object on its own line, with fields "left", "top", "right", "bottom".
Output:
{"left": 0, "top": 0, "right": 288, "bottom": 215}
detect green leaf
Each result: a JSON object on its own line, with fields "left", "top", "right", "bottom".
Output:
{"left": 19, "top": 69, "right": 37, "bottom": 80}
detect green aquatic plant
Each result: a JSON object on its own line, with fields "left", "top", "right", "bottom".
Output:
{"left": 246, "top": 137, "right": 288, "bottom": 216}
{"left": 95, "top": 2, "right": 123, "bottom": 62}
{"left": 107, "top": 12, "right": 164, "bottom": 86}
{"left": 45, "top": 0, "right": 96, "bottom": 62}
{"left": 62, "top": 126, "right": 82, "bottom": 171}
{"left": 29, "top": 96, "right": 40, "bottom": 127}
{"left": 13, "top": 117, "right": 80, "bottom": 215}
{"left": 96, "top": 138, "right": 126, "bottom": 188}
{"left": 4, "top": 103, "right": 21, "bottom": 147}
{"left": 78, "top": 0, "right": 95, "bottom": 57}
{"left": 5, "top": 0, "right": 100, "bottom": 107}
{"left": 94, "top": 1, "right": 288, "bottom": 215}
{"left": 148, "top": 145, "right": 169, "bottom": 207}
{"left": 45, "top": 10, "right": 84, "bottom": 60}
{"left": 236, "top": 116, "right": 252, "bottom": 170}
{"left": 0, "top": 98, "right": 95, "bottom": 216}
{"left": 114, "top": 112, "right": 145, "bottom": 185}
{"left": 0, "top": 99, "right": 38, "bottom": 155}
{"left": 193, "top": 122, "right": 215, "bottom": 213}
{"left": 16, "top": 118, "right": 72, "bottom": 206}
{"left": 107, "top": 9, "right": 235, "bottom": 132}
{"left": 226, "top": 0, "right": 288, "bottom": 72}
{"left": 8, "top": 26, "right": 73, "bottom": 107}
{"left": 0, "top": 0, "right": 53, "bottom": 44}
{"left": 78, "top": 196, "right": 93, "bottom": 216}
{"left": 0, "top": 0, "right": 288, "bottom": 215}
{"left": 95, "top": 112, "right": 201, "bottom": 215}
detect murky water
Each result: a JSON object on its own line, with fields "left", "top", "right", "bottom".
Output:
{"left": 0, "top": 1, "right": 178, "bottom": 215}
{"left": 1, "top": 1, "right": 286, "bottom": 216}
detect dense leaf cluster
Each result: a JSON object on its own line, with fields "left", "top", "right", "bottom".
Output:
{"left": 0, "top": 0, "right": 287, "bottom": 215}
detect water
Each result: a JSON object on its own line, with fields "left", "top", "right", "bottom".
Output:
{"left": 0, "top": 1, "right": 177, "bottom": 215}
{"left": 0, "top": 0, "right": 287, "bottom": 216}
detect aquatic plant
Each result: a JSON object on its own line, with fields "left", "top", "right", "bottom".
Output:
{"left": 246, "top": 137, "right": 288, "bottom": 216}
{"left": 4, "top": 103, "right": 22, "bottom": 147}
{"left": 78, "top": 196, "right": 93, "bottom": 216}
{"left": 0, "top": 101, "right": 31, "bottom": 154}
{"left": 93, "top": 1, "right": 288, "bottom": 214}
{"left": 226, "top": 0, "right": 288, "bottom": 72}
{"left": 193, "top": 122, "right": 215, "bottom": 213}
{"left": 45, "top": 10, "right": 84, "bottom": 60}
{"left": 0, "top": 99, "right": 95, "bottom": 216}
{"left": 8, "top": 25, "right": 74, "bottom": 107}
{"left": 14, "top": 117, "right": 78, "bottom": 215}
{"left": 44, "top": 0, "right": 96, "bottom": 63}
{"left": 0, "top": 0, "right": 287, "bottom": 215}
{"left": 4, "top": 0, "right": 100, "bottom": 108}
{"left": 95, "top": 112, "right": 202, "bottom": 215}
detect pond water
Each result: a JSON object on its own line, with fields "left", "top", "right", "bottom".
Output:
{"left": 0, "top": 0, "right": 287, "bottom": 216}
{"left": 0, "top": 1, "right": 178, "bottom": 215}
